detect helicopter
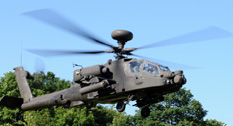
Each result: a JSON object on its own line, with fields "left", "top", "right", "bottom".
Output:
{"left": 0, "top": 9, "right": 232, "bottom": 121}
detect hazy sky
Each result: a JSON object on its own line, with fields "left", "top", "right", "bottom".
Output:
{"left": 1, "top": 0, "right": 233, "bottom": 125}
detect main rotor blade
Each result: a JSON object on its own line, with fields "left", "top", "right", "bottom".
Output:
{"left": 27, "top": 49, "right": 106, "bottom": 57}
{"left": 138, "top": 26, "right": 233, "bottom": 49}
{"left": 23, "top": 9, "right": 115, "bottom": 48}
{"left": 132, "top": 54, "right": 200, "bottom": 70}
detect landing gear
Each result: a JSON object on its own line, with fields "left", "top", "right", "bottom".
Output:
{"left": 116, "top": 101, "right": 126, "bottom": 112}
{"left": 116, "top": 95, "right": 134, "bottom": 112}
{"left": 136, "top": 99, "right": 145, "bottom": 107}
{"left": 141, "top": 107, "right": 150, "bottom": 118}
{"left": 136, "top": 99, "right": 151, "bottom": 117}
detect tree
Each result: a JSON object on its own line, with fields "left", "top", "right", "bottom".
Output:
{"left": 27, "top": 71, "right": 70, "bottom": 96}
{"left": 205, "top": 119, "right": 226, "bottom": 126}
{"left": 128, "top": 88, "right": 226, "bottom": 126}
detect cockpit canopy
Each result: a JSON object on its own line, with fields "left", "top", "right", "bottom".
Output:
{"left": 128, "top": 60, "right": 170, "bottom": 76}
{"left": 129, "top": 61, "right": 143, "bottom": 73}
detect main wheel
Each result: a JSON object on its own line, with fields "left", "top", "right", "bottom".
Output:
{"left": 116, "top": 101, "right": 126, "bottom": 112}
{"left": 141, "top": 107, "right": 150, "bottom": 118}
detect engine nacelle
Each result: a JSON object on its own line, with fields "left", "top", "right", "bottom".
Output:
{"left": 73, "top": 65, "right": 110, "bottom": 82}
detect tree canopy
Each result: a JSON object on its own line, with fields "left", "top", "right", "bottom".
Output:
{"left": 0, "top": 71, "right": 226, "bottom": 126}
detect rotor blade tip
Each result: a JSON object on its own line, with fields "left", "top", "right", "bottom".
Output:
{"left": 209, "top": 26, "right": 233, "bottom": 37}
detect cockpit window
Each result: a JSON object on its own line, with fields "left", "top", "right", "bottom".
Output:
{"left": 143, "top": 62, "right": 159, "bottom": 76}
{"left": 129, "top": 61, "right": 143, "bottom": 73}
{"left": 159, "top": 65, "right": 170, "bottom": 71}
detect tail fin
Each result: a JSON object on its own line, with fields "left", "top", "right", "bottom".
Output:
{"left": 14, "top": 67, "right": 33, "bottom": 103}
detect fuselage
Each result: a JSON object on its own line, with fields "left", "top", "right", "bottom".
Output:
{"left": 20, "top": 58, "right": 186, "bottom": 111}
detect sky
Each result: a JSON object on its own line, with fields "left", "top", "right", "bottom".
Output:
{"left": 1, "top": 0, "right": 233, "bottom": 125}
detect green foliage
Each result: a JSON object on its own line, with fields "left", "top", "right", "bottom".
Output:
{"left": 130, "top": 88, "right": 225, "bottom": 126}
{"left": 0, "top": 72, "right": 22, "bottom": 125}
{"left": 22, "top": 105, "right": 124, "bottom": 126}
{"left": 205, "top": 119, "right": 226, "bottom": 126}
{"left": 0, "top": 72, "right": 20, "bottom": 98}
{"left": 0, "top": 71, "right": 226, "bottom": 126}
{"left": 28, "top": 71, "right": 70, "bottom": 97}
{"left": 111, "top": 114, "right": 133, "bottom": 126}
{"left": 132, "top": 89, "right": 206, "bottom": 125}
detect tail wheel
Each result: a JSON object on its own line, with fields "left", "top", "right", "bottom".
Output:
{"left": 141, "top": 107, "right": 150, "bottom": 118}
{"left": 15, "top": 112, "right": 22, "bottom": 122}
{"left": 116, "top": 101, "right": 126, "bottom": 112}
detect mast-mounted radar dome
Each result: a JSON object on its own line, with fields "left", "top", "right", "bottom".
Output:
{"left": 111, "top": 30, "right": 133, "bottom": 42}
{"left": 111, "top": 30, "right": 133, "bottom": 50}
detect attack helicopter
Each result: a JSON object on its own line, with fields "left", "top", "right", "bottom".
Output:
{"left": 0, "top": 9, "right": 232, "bottom": 121}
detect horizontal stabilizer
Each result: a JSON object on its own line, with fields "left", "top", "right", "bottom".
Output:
{"left": 0, "top": 96, "right": 23, "bottom": 109}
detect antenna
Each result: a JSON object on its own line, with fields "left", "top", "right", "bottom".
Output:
{"left": 73, "top": 62, "right": 83, "bottom": 68}
{"left": 20, "top": 41, "right": 23, "bottom": 66}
